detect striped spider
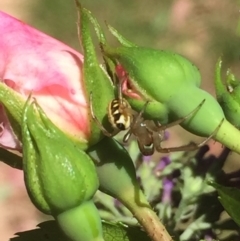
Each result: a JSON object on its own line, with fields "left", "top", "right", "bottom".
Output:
{"left": 90, "top": 83, "right": 222, "bottom": 156}
{"left": 90, "top": 63, "right": 223, "bottom": 155}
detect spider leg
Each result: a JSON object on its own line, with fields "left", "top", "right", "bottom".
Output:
{"left": 123, "top": 128, "right": 133, "bottom": 143}
{"left": 89, "top": 92, "right": 119, "bottom": 137}
{"left": 156, "top": 118, "right": 224, "bottom": 153}
{"left": 155, "top": 99, "right": 206, "bottom": 131}
{"left": 134, "top": 100, "right": 150, "bottom": 122}
{"left": 123, "top": 101, "right": 149, "bottom": 143}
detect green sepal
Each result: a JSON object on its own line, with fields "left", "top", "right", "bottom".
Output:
{"left": 226, "top": 68, "right": 239, "bottom": 89}
{"left": 215, "top": 58, "right": 240, "bottom": 128}
{"left": 76, "top": 1, "right": 115, "bottom": 146}
{"left": 106, "top": 24, "right": 137, "bottom": 47}
{"left": 79, "top": 6, "right": 116, "bottom": 84}
{"left": 22, "top": 98, "right": 99, "bottom": 215}
{"left": 0, "top": 82, "right": 26, "bottom": 142}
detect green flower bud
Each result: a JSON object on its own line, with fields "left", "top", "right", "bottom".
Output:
{"left": 77, "top": 6, "right": 240, "bottom": 154}
{"left": 22, "top": 98, "right": 103, "bottom": 241}
{"left": 102, "top": 46, "right": 225, "bottom": 135}
{"left": 93, "top": 27, "right": 240, "bottom": 154}
{"left": 215, "top": 58, "right": 240, "bottom": 128}
{"left": 104, "top": 46, "right": 202, "bottom": 99}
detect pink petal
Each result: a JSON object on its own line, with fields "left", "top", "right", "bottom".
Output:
{"left": 0, "top": 11, "right": 89, "bottom": 150}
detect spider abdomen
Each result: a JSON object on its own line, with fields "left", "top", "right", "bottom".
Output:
{"left": 108, "top": 98, "right": 132, "bottom": 130}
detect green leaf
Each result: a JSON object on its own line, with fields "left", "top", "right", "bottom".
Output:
{"left": 10, "top": 220, "right": 151, "bottom": 241}
{"left": 102, "top": 221, "right": 151, "bottom": 241}
{"left": 10, "top": 221, "right": 70, "bottom": 241}
{"left": 210, "top": 181, "right": 240, "bottom": 226}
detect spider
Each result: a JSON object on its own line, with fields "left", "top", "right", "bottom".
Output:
{"left": 91, "top": 62, "right": 224, "bottom": 155}
{"left": 90, "top": 82, "right": 223, "bottom": 156}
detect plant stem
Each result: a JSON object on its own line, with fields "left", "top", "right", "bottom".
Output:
{"left": 122, "top": 187, "right": 173, "bottom": 241}
{"left": 215, "top": 119, "right": 240, "bottom": 155}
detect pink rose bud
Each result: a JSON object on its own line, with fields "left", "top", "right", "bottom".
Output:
{"left": 0, "top": 10, "right": 114, "bottom": 151}
{"left": 0, "top": 11, "right": 87, "bottom": 150}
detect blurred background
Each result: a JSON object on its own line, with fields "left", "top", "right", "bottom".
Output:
{"left": 0, "top": 0, "right": 240, "bottom": 240}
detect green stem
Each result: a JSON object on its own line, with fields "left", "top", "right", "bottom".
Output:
{"left": 214, "top": 119, "right": 240, "bottom": 154}
{"left": 121, "top": 186, "right": 173, "bottom": 241}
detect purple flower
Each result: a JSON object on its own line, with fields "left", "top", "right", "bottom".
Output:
{"left": 154, "top": 156, "right": 171, "bottom": 176}
{"left": 162, "top": 177, "right": 174, "bottom": 203}
{"left": 142, "top": 155, "right": 152, "bottom": 163}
